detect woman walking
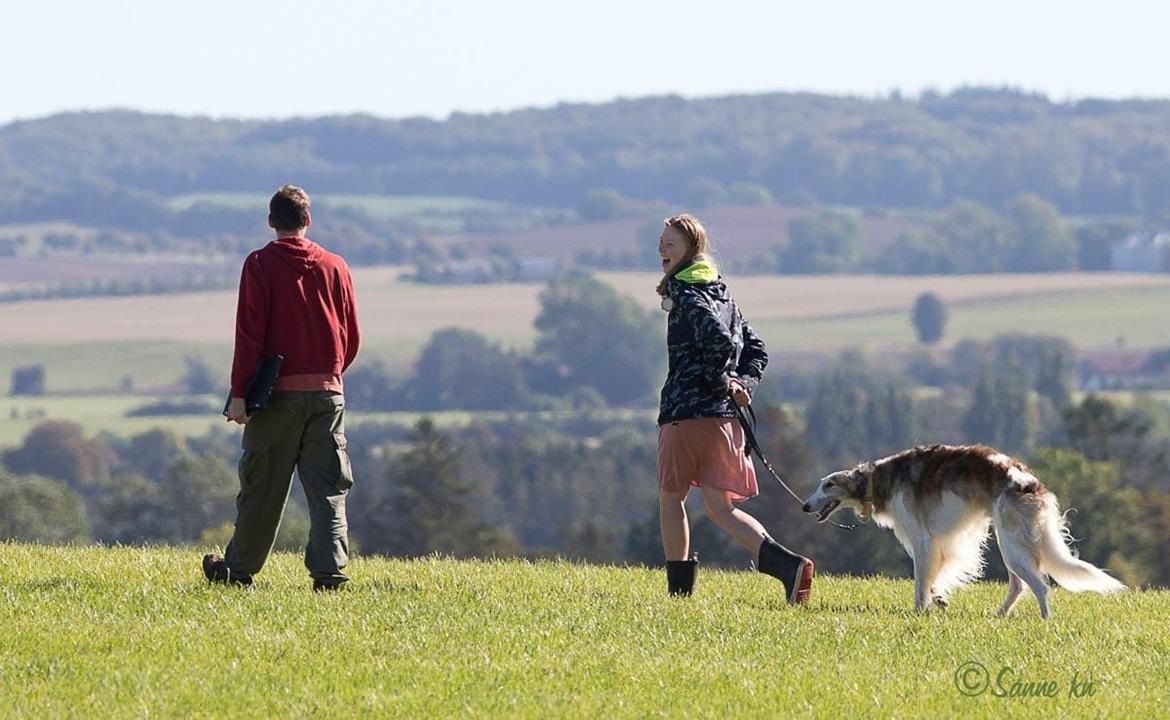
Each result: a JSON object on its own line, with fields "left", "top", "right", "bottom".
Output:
{"left": 655, "top": 214, "right": 814, "bottom": 603}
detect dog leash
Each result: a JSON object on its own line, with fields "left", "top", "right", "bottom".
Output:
{"left": 730, "top": 395, "right": 863, "bottom": 531}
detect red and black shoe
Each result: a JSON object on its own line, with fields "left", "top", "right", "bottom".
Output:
{"left": 790, "top": 557, "right": 815, "bottom": 605}
{"left": 757, "top": 538, "right": 814, "bottom": 605}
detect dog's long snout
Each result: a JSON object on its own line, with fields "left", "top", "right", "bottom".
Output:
{"left": 802, "top": 502, "right": 811, "bottom": 513}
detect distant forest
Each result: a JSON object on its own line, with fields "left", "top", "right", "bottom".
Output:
{"left": 4, "top": 88, "right": 1170, "bottom": 222}
{"left": 2, "top": 88, "right": 1170, "bottom": 286}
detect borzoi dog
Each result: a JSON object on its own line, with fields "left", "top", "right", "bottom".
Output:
{"left": 801, "top": 444, "right": 1125, "bottom": 618}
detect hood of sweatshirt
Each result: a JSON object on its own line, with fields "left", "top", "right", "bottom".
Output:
{"left": 667, "top": 259, "right": 729, "bottom": 303}
{"left": 268, "top": 236, "right": 325, "bottom": 274}
{"left": 674, "top": 259, "right": 719, "bottom": 284}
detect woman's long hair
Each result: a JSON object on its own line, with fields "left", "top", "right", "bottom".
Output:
{"left": 656, "top": 214, "right": 712, "bottom": 296}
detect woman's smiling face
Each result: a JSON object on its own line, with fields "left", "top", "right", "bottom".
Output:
{"left": 658, "top": 225, "right": 690, "bottom": 273}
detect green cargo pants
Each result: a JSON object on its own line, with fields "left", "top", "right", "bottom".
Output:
{"left": 224, "top": 391, "right": 353, "bottom": 583}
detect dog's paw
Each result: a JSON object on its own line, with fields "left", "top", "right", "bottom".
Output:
{"left": 932, "top": 595, "right": 949, "bottom": 611}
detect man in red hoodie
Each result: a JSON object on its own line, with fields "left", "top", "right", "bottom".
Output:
{"left": 203, "top": 185, "right": 360, "bottom": 591}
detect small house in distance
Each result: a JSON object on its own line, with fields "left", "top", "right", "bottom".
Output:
{"left": 412, "top": 256, "right": 560, "bottom": 284}
{"left": 1080, "top": 348, "right": 1170, "bottom": 391}
{"left": 515, "top": 257, "right": 558, "bottom": 282}
{"left": 1111, "top": 231, "right": 1170, "bottom": 272}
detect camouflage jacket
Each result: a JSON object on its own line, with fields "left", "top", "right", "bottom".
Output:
{"left": 657, "top": 267, "right": 768, "bottom": 425}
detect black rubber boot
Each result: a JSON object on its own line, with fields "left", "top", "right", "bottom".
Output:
{"left": 757, "top": 538, "right": 813, "bottom": 605}
{"left": 666, "top": 554, "right": 698, "bottom": 596}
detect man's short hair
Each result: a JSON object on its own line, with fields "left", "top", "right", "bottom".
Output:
{"left": 269, "top": 185, "right": 311, "bottom": 232}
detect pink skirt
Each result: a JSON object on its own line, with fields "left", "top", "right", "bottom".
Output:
{"left": 657, "top": 417, "right": 758, "bottom": 502}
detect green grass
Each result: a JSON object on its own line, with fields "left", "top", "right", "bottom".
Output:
{"left": 757, "top": 284, "right": 1170, "bottom": 351}
{"left": 0, "top": 340, "right": 233, "bottom": 393}
{"left": 317, "top": 193, "right": 523, "bottom": 218}
{"left": 166, "top": 192, "right": 513, "bottom": 216}
{"left": 165, "top": 193, "right": 273, "bottom": 212}
{"left": 0, "top": 395, "right": 223, "bottom": 446}
{"left": 0, "top": 545, "right": 1166, "bottom": 718}
{"left": 164, "top": 193, "right": 560, "bottom": 234}
{"left": 0, "top": 337, "right": 438, "bottom": 398}
{"left": 945, "top": 285, "right": 1170, "bottom": 348}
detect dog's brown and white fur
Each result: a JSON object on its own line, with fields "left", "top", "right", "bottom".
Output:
{"left": 802, "top": 444, "right": 1125, "bottom": 618}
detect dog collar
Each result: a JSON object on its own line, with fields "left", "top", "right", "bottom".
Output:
{"left": 860, "top": 471, "right": 875, "bottom": 519}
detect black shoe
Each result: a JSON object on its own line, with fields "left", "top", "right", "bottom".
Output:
{"left": 202, "top": 554, "right": 253, "bottom": 588}
{"left": 757, "top": 538, "right": 813, "bottom": 605}
{"left": 313, "top": 579, "right": 347, "bottom": 593}
{"left": 666, "top": 554, "right": 698, "bottom": 596}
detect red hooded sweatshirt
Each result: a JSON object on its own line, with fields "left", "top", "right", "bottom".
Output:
{"left": 230, "top": 236, "right": 360, "bottom": 397}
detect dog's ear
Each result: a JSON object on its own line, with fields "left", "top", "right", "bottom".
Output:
{"left": 850, "top": 463, "right": 875, "bottom": 492}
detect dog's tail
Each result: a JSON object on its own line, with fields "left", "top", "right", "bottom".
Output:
{"left": 1034, "top": 486, "right": 1126, "bottom": 594}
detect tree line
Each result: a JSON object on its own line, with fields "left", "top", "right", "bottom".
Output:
{"left": 3, "top": 88, "right": 1170, "bottom": 276}
{"left": 7, "top": 89, "right": 1170, "bottom": 219}
{"left": 575, "top": 194, "right": 1131, "bottom": 277}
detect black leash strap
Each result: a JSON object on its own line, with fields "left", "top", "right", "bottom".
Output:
{"left": 730, "top": 396, "right": 861, "bottom": 531}
{"left": 731, "top": 401, "right": 805, "bottom": 505}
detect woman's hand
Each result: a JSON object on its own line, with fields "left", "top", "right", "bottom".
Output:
{"left": 729, "top": 378, "right": 751, "bottom": 407}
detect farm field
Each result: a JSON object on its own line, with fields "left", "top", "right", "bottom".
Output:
{"left": 0, "top": 544, "right": 1166, "bottom": 719}
{"left": 435, "top": 204, "right": 925, "bottom": 262}
{"left": 750, "top": 283, "right": 1170, "bottom": 351}
{"left": 0, "top": 394, "right": 656, "bottom": 448}
{"left": 598, "top": 270, "right": 1170, "bottom": 319}
{"left": 0, "top": 252, "right": 237, "bottom": 295}
{"left": 166, "top": 192, "right": 527, "bottom": 216}
{"left": 0, "top": 393, "right": 656, "bottom": 448}
{"left": 159, "top": 198, "right": 922, "bottom": 261}
{"left": 2, "top": 271, "right": 1169, "bottom": 394}
{"left": 3, "top": 268, "right": 1168, "bottom": 346}
{"left": 165, "top": 192, "right": 562, "bottom": 234}
{"left": 0, "top": 394, "right": 223, "bottom": 447}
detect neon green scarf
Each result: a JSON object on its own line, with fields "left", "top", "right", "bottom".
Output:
{"left": 675, "top": 259, "right": 718, "bottom": 284}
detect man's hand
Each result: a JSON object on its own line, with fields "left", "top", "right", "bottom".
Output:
{"left": 226, "top": 397, "right": 250, "bottom": 424}
{"left": 729, "top": 378, "right": 751, "bottom": 407}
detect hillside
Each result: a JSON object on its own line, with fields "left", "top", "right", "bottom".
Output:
{"left": 5, "top": 89, "right": 1170, "bottom": 227}
{"left": 1, "top": 545, "right": 1166, "bottom": 718}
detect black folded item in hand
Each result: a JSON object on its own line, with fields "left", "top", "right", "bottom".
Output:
{"left": 223, "top": 355, "right": 283, "bottom": 416}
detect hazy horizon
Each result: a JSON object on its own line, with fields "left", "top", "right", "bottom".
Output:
{"left": 4, "top": 83, "right": 1165, "bottom": 128}
{"left": 2, "top": 0, "right": 1167, "bottom": 126}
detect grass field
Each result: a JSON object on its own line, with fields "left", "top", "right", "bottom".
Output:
{"left": 0, "top": 340, "right": 233, "bottom": 393}
{"left": 752, "top": 284, "right": 1170, "bottom": 351}
{"left": 167, "top": 192, "right": 523, "bottom": 217}
{"left": 0, "top": 545, "right": 1166, "bottom": 718}
{"left": 165, "top": 193, "right": 560, "bottom": 234}
{"left": 0, "top": 394, "right": 223, "bottom": 446}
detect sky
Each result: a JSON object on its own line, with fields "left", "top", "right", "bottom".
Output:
{"left": 1, "top": 0, "right": 1167, "bottom": 126}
